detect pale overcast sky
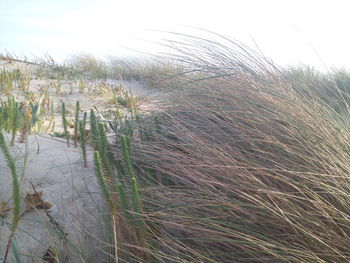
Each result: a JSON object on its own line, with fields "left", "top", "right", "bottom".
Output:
{"left": 1, "top": 0, "right": 350, "bottom": 69}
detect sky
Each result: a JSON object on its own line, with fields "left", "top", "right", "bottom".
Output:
{"left": 1, "top": 0, "right": 350, "bottom": 70}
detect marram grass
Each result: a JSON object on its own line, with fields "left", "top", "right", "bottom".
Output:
{"left": 125, "top": 34, "right": 350, "bottom": 263}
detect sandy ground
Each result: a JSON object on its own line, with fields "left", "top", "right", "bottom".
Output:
{"left": 0, "top": 59, "right": 41, "bottom": 73}
{"left": 0, "top": 59, "right": 161, "bottom": 262}
{"left": 0, "top": 135, "right": 108, "bottom": 262}
{"left": 1, "top": 58, "right": 157, "bottom": 109}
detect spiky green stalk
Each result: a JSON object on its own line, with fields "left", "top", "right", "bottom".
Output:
{"left": 51, "top": 101, "right": 55, "bottom": 133}
{"left": 97, "top": 122, "right": 113, "bottom": 178}
{"left": 115, "top": 159, "right": 125, "bottom": 184}
{"left": 79, "top": 120, "right": 87, "bottom": 168}
{"left": 93, "top": 151, "right": 112, "bottom": 210}
{"left": 98, "top": 122, "right": 110, "bottom": 155}
{"left": 117, "top": 183, "right": 130, "bottom": 220}
{"left": 130, "top": 177, "right": 142, "bottom": 224}
{"left": 74, "top": 101, "right": 80, "bottom": 147}
{"left": 0, "top": 130, "right": 20, "bottom": 232}
{"left": 8, "top": 97, "right": 19, "bottom": 146}
{"left": 82, "top": 111, "right": 87, "bottom": 129}
{"left": 120, "top": 135, "right": 135, "bottom": 179}
{"left": 61, "top": 102, "right": 69, "bottom": 147}
{"left": 90, "top": 109, "right": 98, "bottom": 149}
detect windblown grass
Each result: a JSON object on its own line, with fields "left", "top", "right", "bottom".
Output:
{"left": 283, "top": 65, "right": 350, "bottom": 114}
{"left": 118, "top": 35, "right": 350, "bottom": 262}
{"left": 108, "top": 56, "right": 184, "bottom": 85}
{"left": 69, "top": 54, "right": 108, "bottom": 80}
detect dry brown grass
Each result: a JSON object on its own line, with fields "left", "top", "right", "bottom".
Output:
{"left": 123, "top": 34, "right": 350, "bottom": 262}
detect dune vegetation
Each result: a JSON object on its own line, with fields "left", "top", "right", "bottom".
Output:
{"left": 2, "top": 34, "right": 350, "bottom": 262}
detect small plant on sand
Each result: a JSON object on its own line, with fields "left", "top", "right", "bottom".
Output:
{"left": 120, "top": 135, "right": 135, "bottom": 179}
{"left": 97, "top": 122, "right": 113, "bottom": 179}
{"left": 89, "top": 109, "right": 98, "bottom": 149}
{"left": 130, "top": 176, "right": 142, "bottom": 224}
{"left": 44, "top": 100, "right": 55, "bottom": 133}
{"left": 117, "top": 183, "right": 130, "bottom": 219}
{"left": 0, "top": 69, "right": 15, "bottom": 95}
{"left": 0, "top": 95, "right": 49, "bottom": 144}
{"left": 93, "top": 151, "right": 113, "bottom": 209}
{"left": 61, "top": 102, "right": 69, "bottom": 147}
{"left": 29, "top": 94, "right": 46, "bottom": 134}
{"left": 79, "top": 115, "right": 87, "bottom": 168}
{"left": 17, "top": 70, "right": 31, "bottom": 92}
{"left": 93, "top": 150, "right": 118, "bottom": 261}
{"left": 78, "top": 78, "right": 87, "bottom": 94}
{"left": 74, "top": 101, "right": 80, "bottom": 147}
{"left": 7, "top": 97, "right": 20, "bottom": 146}
{"left": 52, "top": 79, "right": 63, "bottom": 97}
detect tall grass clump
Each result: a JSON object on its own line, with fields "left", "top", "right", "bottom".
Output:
{"left": 127, "top": 34, "right": 350, "bottom": 262}
{"left": 88, "top": 112, "right": 151, "bottom": 261}
{"left": 108, "top": 56, "right": 185, "bottom": 85}
{"left": 69, "top": 54, "right": 108, "bottom": 80}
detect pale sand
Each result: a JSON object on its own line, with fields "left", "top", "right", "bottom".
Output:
{"left": 0, "top": 135, "right": 108, "bottom": 262}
